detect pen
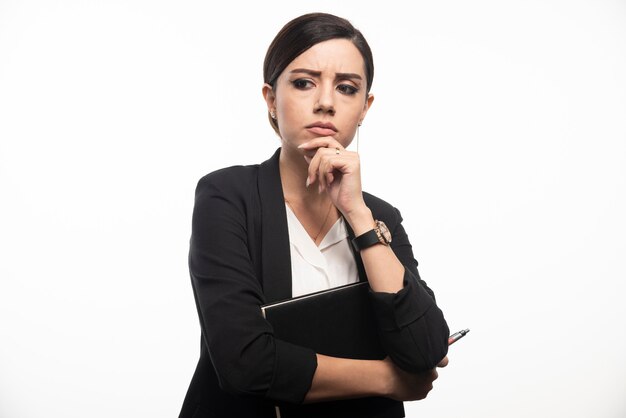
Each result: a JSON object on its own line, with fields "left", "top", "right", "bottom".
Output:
{"left": 448, "top": 328, "right": 470, "bottom": 345}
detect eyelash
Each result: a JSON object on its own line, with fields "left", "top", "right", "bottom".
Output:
{"left": 291, "top": 79, "right": 314, "bottom": 89}
{"left": 290, "top": 79, "right": 360, "bottom": 96}
{"left": 337, "top": 84, "right": 359, "bottom": 95}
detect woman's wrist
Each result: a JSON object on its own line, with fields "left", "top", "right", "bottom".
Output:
{"left": 376, "top": 358, "right": 395, "bottom": 398}
{"left": 359, "top": 358, "right": 395, "bottom": 398}
{"left": 305, "top": 355, "right": 393, "bottom": 402}
{"left": 343, "top": 206, "right": 375, "bottom": 236}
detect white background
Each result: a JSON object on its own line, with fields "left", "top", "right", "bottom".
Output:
{"left": 1, "top": 1, "right": 625, "bottom": 417}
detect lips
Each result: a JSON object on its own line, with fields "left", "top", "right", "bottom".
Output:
{"left": 306, "top": 122, "right": 337, "bottom": 137}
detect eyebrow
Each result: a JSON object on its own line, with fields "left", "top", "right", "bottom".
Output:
{"left": 289, "top": 68, "right": 363, "bottom": 81}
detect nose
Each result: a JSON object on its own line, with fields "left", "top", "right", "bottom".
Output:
{"left": 314, "top": 83, "right": 335, "bottom": 116}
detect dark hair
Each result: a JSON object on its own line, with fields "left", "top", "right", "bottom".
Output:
{"left": 263, "top": 13, "right": 374, "bottom": 132}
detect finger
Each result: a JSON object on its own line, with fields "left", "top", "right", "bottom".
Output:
{"left": 319, "top": 157, "right": 335, "bottom": 193}
{"left": 326, "top": 171, "right": 335, "bottom": 187}
{"left": 298, "top": 137, "right": 344, "bottom": 151}
{"left": 437, "top": 356, "right": 449, "bottom": 368}
{"left": 313, "top": 150, "right": 322, "bottom": 186}
{"left": 419, "top": 368, "right": 438, "bottom": 381}
{"left": 321, "top": 152, "right": 342, "bottom": 192}
{"left": 315, "top": 148, "right": 335, "bottom": 192}
{"left": 306, "top": 148, "right": 325, "bottom": 187}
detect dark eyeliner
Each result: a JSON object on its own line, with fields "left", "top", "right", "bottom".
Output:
{"left": 338, "top": 84, "right": 359, "bottom": 95}
{"left": 291, "top": 79, "right": 313, "bottom": 89}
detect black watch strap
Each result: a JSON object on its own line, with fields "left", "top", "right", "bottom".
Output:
{"left": 351, "top": 229, "right": 381, "bottom": 252}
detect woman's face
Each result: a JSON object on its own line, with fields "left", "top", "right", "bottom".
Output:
{"left": 263, "top": 38, "right": 374, "bottom": 151}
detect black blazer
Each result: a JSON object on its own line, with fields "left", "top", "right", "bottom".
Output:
{"left": 179, "top": 148, "right": 449, "bottom": 418}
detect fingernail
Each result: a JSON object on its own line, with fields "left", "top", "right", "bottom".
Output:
{"left": 298, "top": 142, "right": 307, "bottom": 149}
{"left": 305, "top": 178, "right": 310, "bottom": 188}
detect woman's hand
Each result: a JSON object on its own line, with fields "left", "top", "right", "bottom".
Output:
{"left": 305, "top": 354, "right": 447, "bottom": 404}
{"left": 437, "top": 356, "right": 449, "bottom": 368}
{"left": 298, "top": 137, "right": 366, "bottom": 217}
{"left": 382, "top": 357, "right": 441, "bottom": 402}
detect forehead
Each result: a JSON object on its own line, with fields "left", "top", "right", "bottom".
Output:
{"left": 284, "top": 38, "right": 365, "bottom": 76}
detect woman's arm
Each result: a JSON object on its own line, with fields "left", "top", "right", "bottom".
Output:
{"left": 344, "top": 205, "right": 405, "bottom": 292}
{"left": 190, "top": 172, "right": 317, "bottom": 403}
{"left": 301, "top": 138, "right": 450, "bottom": 372}
{"left": 193, "top": 164, "right": 446, "bottom": 405}
{"left": 345, "top": 204, "right": 450, "bottom": 372}
{"left": 304, "top": 354, "right": 440, "bottom": 403}
{"left": 191, "top": 171, "right": 439, "bottom": 405}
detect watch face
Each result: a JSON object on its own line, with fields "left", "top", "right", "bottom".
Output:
{"left": 377, "top": 221, "right": 392, "bottom": 244}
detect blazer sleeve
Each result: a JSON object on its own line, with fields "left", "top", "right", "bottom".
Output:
{"left": 367, "top": 206, "right": 450, "bottom": 373}
{"left": 189, "top": 173, "right": 317, "bottom": 404}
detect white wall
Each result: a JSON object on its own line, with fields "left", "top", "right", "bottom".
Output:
{"left": 1, "top": 1, "right": 625, "bottom": 417}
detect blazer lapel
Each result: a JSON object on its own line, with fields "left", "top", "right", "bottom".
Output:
{"left": 258, "top": 148, "right": 293, "bottom": 303}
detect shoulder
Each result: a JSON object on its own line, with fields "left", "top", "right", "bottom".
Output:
{"left": 191, "top": 164, "right": 263, "bottom": 220}
{"left": 195, "top": 164, "right": 260, "bottom": 199}
{"left": 190, "top": 164, "right": 264, "bottom": 228}
{"left": 194, "top": 148, "right": 281, "bottom": 199}
{"left": 363, "top": 191, "right": 404, "bottom": 226}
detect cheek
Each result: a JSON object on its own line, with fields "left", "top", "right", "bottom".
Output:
{"left": 278, "top": 97, "right": 305, "bottom": 123}
{"left": 341, "top": 103, "right": 365, "bottom": 125}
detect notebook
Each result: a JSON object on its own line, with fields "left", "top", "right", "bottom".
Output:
{"left": 261, "top": 281, "right": 385, "bottom": 360}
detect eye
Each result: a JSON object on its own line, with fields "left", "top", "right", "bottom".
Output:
{"left": 337, "top": 84, "right": 359, "bottom": 95}
{"left": 291, "top": 79, "right": 314, "bottom": 90}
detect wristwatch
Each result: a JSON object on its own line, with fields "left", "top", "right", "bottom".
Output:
{"left": 351, "top": 220, "right": 392, "bottom": 251}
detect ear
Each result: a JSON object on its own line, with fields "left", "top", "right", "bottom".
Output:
{"left": 262, "top": 83, "right": 276, "bottom": 113}
{"left": 359, "top": 93, "right": 375, "bottom": 124}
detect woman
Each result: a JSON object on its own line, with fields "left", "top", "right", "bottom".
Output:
{"left": 179, "top": 12, "right": 449, "bottom": 418}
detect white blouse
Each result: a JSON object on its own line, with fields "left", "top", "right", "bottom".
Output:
{"left": 285, "top": 204, "right": 359, "bottom": 297}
